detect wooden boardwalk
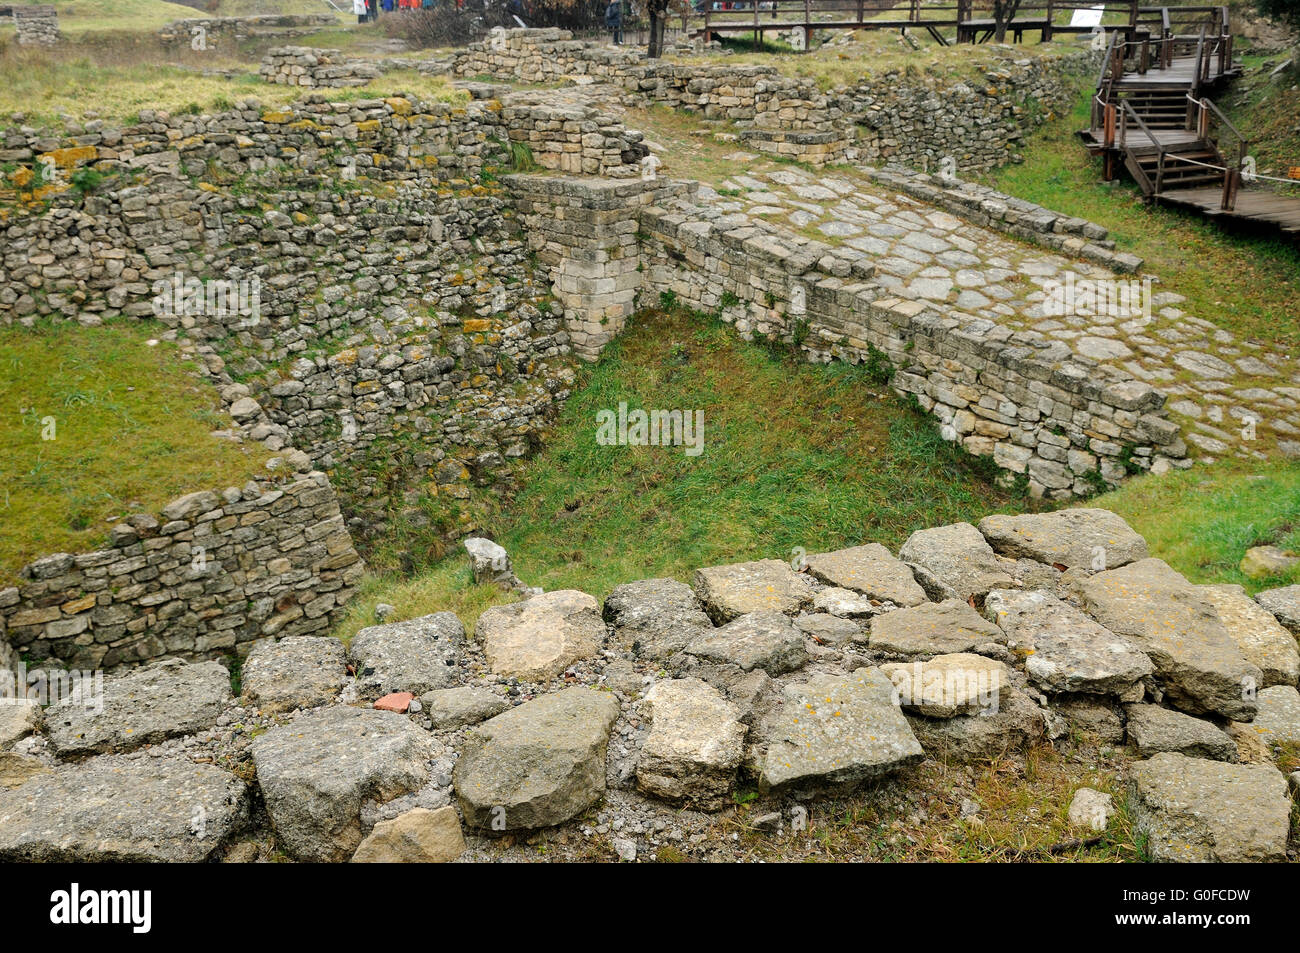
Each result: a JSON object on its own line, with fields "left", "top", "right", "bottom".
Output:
{"left": 690, "top": 0, "right": 1156, "bottom": 45}
{"left": 1080, "top": 9, "right": 1300, "bottom": 240}
{"left": 1159, "top": 187, "right": 1300, "bottom": 234}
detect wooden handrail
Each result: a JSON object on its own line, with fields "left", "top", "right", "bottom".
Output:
{"left": 1119, "top": 98, "right": 1166, "bottom": 193}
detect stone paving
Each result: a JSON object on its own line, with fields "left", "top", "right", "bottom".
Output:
{"left": 701, "top": 158, "right": 1299, "bottom": 463}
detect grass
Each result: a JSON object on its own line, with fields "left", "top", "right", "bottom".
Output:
{"left": 1094, "top": 458, "right": 1300, "bottom": 594}
{"left": 982, "top": 80, "right": 1300, "bottom": 351}
{"left": 0, "top": 38, "right": 465, "bottom": 126}
{"left": 331, "top": 307, "right": 1034, "bottom": 640}
{"left": 0, "top": 0, "right": 347, "bottom": 35}
{"left": 730, "top": 744, "right": 1143, "bottom": 862}
{"left": 332, "top": 304, "right": 1300, "bottom": 639}
{"left": 1223, "top": 53, "right": 1300, "bottom": 189}
{"left": 0, "top": 319, "right": 270, "bottom": 585}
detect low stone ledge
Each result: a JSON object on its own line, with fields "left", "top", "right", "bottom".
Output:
{"left": 862, "top": 165, "right": 1143, "bottom": 274}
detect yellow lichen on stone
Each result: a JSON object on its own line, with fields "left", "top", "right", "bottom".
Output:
{"left": 38, "top": 145, "right": 98, "bottom": 169}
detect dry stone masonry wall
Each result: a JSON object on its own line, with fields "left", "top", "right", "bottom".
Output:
{"left": 0, "top": 91, "right": 654, "bottom": 544}
{"left": 1, "top": 509, "right": 1296, "bottom": 863}
{"left": 0, "top": 91, "right": 650, "bottom": 668}
{"left": 11, "top": 5, "right": 59, "bottom": 46}
{"left": 0, "top": 474, "right": 362, "bottom": 671}
{"left": 260, "top": 47, "right": 382, "bottom": 89}
{"left": 452, "top": 29, "right": 1095, "bottom": 171}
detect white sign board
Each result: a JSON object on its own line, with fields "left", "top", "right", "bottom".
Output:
{"left": 1070, "top": 5, "right": 1105, "bottom": 28}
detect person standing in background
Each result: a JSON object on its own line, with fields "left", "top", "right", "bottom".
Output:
{"left": 605, "top": 0, "right": 623, "bottom": 45}
{"left": 354, "top": 0, "right": 368, "bottom": 24}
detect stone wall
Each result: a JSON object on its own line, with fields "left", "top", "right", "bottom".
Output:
{"left": 507, "top": 174, "right": 1186, "bottom": 498}
{"left": 508, "top": 175, "right": 690, "bottom": 358}
{"left": 12, "top": 5, "right": 59, "bottom": 45}
{"left": 453, "top": 30, "right": 850, "bottom": 166}
{"left": 160, "top": 14, "right": 339, "bottom": 46}
{"left": 838, "top": 51, "right": 1096, "bottom": 173}
{"left": 259, "top": 47, "right": 382, "bottom": 88}
{"left": 0, "top": 90, "right": 656, "bottom": 662}
{"left": 498, "top": 89, "right": 649, "bottom": 177}
{"left": 452, "top": 29, "right": 1096, "bottom": 172}
{"left": 0, "top": 473, "right": 363, "bottom": 671}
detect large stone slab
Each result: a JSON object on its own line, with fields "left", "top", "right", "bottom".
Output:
{"left": 349, "top": 611, "right": 467, "bottom": 699}
{"left": 879, "top": 653, "right": 1010, "bottom": 718}
{"left": 692, "top": 558, "right": 814, "bottom": 624}
{"left": 1124, "top": 704, "right": 1237, "bottom": 762}
{"left": 795, "top": 612, "right": 861, "bottom": 646}
{"left": 0, "top": 754, "right": 248, "bottom": 862}
{"left": 978, "top": 508, "right": 1148, "bottom": 570}
{"left": 636, "top": 678, "right": 745, "bottom": 810}
{"left": 1078, "top": 559, "right": 1261, "bottom": 720}
{"left": 603, "top": 577, "right": 714, "bottom": 661}
{"left": 984, "top": 589, "right": 1152, "bottom": 697}
{"left": 685, "top": 610, "right": 808, "bottom": 675}
{"left": 351, "top": 806, "right": 465, "bottom": 863}
{"left": 45, "top": 658, "right": 231, "bottom": 757}
{"left": 747, "top": 668, "right": 923, "bottom": 791}
{"left": 906, "top": 688, "right": 1046, "bottom": 761}
{"left": 454, "top": 687, "right": 619, "bottom": 830}
{"left": 241, "top": 636, "right": 349, "bottom": 713}
{"left": 804, "top": 543, "right": 927, "bottom": 607}
{"left": 1243, "top": 685, "right": 1300, "bottom": 745}
{"left": 868, "top": 599, "right": 1003, "bottom": 655}
{"left": 1201, "top": 584, "right": 1299, "bottom": 688}
{"left": 898, "top": 522, "right": 1013, "bottom": 600}
{"left": 419, "top": 686, "right": 510, "bottom": 730}
{"left": 477, "top": 590, "right": 605, "bottom": 681}
{"left": 1129, "top": 753, "right": 1291, "bottom": 862}
{"left": 251, "top": 706, "right": 434, "bottom": 862}
{"left": 1255, "top": 584, "right": 1300, "bottom": 634}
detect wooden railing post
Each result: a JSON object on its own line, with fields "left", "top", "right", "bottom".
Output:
{"left": 1104, "top": 101, "right": 1116, "bottom": 149}
{"left": 1044, "top": 0, "right": 1053, "bottom": 41}
{"left": 1220, "top": 166, "right": 1238, "bottom": 211}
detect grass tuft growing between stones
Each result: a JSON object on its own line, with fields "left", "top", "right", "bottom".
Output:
{"left": 0, "top": 319, "right": 269, "bottom": 585}
{"left": 334, "top": 307, "right": 1034, "bottom": 639}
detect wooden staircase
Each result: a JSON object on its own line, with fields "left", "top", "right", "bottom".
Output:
{"left": 1077, "top": 7, "right": 1300, "bottom": 237}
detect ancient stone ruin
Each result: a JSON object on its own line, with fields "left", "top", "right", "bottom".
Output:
{"left": 1, "top": 509, "right": 1296, "bottom": 862}
{"left": 11, "top": 4, "right": 59, "bottom": 45}
{"left": 2, "top": 25, "right": 1297, "bottom": 867}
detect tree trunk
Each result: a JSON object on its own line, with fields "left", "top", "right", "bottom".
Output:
{"left": 648, "top": 8, "right": 664, "bottom": 57}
